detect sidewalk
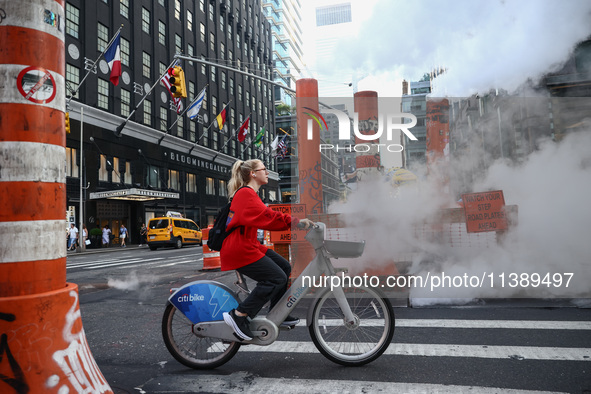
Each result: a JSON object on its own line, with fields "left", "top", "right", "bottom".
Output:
{"left": 67, "top": 244, "right": 149, "bottom": 256}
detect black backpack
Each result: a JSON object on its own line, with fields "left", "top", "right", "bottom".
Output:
{"left": 207, "top": 186, "right": 248, "bottom": 251}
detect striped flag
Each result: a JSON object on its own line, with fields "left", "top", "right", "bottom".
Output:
{"left": 277, "top": 135, "right": 288, "bottom": 159}
{"left": 187, "top": 87, "right": 206, "bottom": 120}
{"left": 216, "top": 107, "right": 227, "bottom": 131}
{"left": 161, "top": 63, "right": 183, "bottom": 114}
{"left": 104, "top": 32, "right": 122, "bottom": 86}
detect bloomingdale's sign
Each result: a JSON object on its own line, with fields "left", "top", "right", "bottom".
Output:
{"left": 165, "top": 150, "right": 230, "bottom": 175}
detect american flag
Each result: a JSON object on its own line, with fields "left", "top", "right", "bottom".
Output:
{"left": 160, "top": 63, "right": 183, "bottom": 114}
{"left": 277, "top": 135, "right": 288, "bottom": 159}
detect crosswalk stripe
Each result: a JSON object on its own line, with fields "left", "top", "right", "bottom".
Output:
{"left": 238, "top": 340, "right": 591, "bottom": 361}
{"left": 143, "top": 371, "right": 566, "bottom": 394}
{"left": 80, "top": 257, "right": 165, "bottom": 270}
{"left": 67, "top": 257, "right": 146, "bottom": 268}
{"left": 293, "top": 319, "right": 591, "bottom": 330}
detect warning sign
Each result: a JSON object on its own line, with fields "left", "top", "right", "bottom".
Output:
{"left": 17, "top": 66, "right": 57, "bottom": 104}
{"left": 269, "top": 204, "right": 307, "bottom": 243}
{"left": 462, "top": 190, "right": 508, "bottom": 233}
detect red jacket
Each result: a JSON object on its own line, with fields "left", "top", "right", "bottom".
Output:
{"left": 220, "top": 187, "right": 299, "bottom": 270}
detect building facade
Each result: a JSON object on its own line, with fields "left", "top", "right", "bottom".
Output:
{"left": 65, "top": 0, "right": 278, "bottom": 243}
{"left": 262, "top": 0, "right": 304, "bottom": 106}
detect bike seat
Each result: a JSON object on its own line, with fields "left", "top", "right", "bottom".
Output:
{"left": 324, "top": 240, "right": 365, "bottom": 258}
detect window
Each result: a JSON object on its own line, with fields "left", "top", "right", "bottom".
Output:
{"left": 174, "top": 0, "right": 181, "bottom": 20}
{"left": 147, "top": 165, "right": 160, "bottom": 187}
{"left": 142, "top": 52, "right": 151, "bottom": 78}
{"left": 99, "top": 155, "right": 109, "bottom": 182}
{"left": 66, "top": 4, "right": 79, "bottom": 38}
{"left": 219, "top": 14, "right": 224, "bottom": 32}
{"left": 210, "top": 32, "right": 215, "bottom": 51}
{"left": 202, "top": 93, "right": 207, "bottom": 110}
{"left": 120, "top": 37, "right": 130, "bottom": 66}
{"left": 158, "top": 21, "right": 166, "bottom": 45}
{"left": 65, "top": 64, "right": 79, "bottom": 99}
{"left": 143, "top": 100, "right": 152, "bottom": 125}
{"left": 219, "top": 180, "right": 227, "bottom": 197}
{"left": 177, "top": 116, "right": 184, "bottom": 137}
{"left": 121, "top": 89, "right": 130, "bottom": 116}
{"left": 206, "top": 177, "right": 215, "bottom": 194}
{"left": 186, "top": 173, "right": 197, "bottom": 193}
{"left": 200, "top": 0, "right": 205, "bottom": 12}
{"left": 97, "top": 23, "right": 109, "bottom": 52}
{"left": 120, "top": 0, "right": 129, "bottom": 18}
{"left": 98, "top": 79, "right": 109, "bottom": 109}
{"left": 200, "top": 23, "right": 205, "bottom": 42}
{"left": 124, "top": 161, "right": 131, "bottom": 184}
{"left": 187, "top": 10, "right": 193, "bottom": 31}
{"left": 238, "top": 84, "right": 242, "bottom": 102}
{"left": 159, "top": 62, "right": 167, "bottom": 77}
{"left": 142, "top": 7, "right": 150, "bottom": 34}
{"left": 212, "top": 95, "right": 217, "bottom": 115}
{"left": 229, "top": 78, "right": 234, "bottom": 96}
{"left": 160, "top": 107, "right": 167, "bottom": 131}
{"left": 168, "top": 169, "right": 180, "bottom": 190}
{"left": 175, "top": 34, "right": 182, "bottom": 54}
{"left": 220, "top": 42, "right": 225, "bottom": 59}
{"left": 112, "top": 157, "right": 122, "bottom": 183}
{"left": 208, "top": 3, "right": 214, "bottom": 21}
{"left": 66, "top": 147, "right": 79, "bottom": 178}
{"left": 210, "top": 65, "right": 216, "bottom": 82}
{"left": 221, "top": 72, "right": 226, "bottom": 90}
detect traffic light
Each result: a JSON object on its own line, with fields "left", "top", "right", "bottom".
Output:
{"left": 169, "top": 66, "right": 187, "bottom": 98}
{"left": 65, "top": 112, "right": 71, "bottom": 134}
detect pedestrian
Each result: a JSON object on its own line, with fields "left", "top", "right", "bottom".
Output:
{"left": 120, "top": 224, "right": 128, "bottom": 247}
{"left": 102, "top": 225, "right": 111, "bottom": 248}
{"left": 139, "top": 223, "right": 147, "bottom": 246}
{"left": 68, "top": 223, "right": 79, "bottom": 251}
{"left": 82, "top": 224, "right": 88, "bottom": 247}
{"left": 221, "top": 159, "right": 314, "bottom": 341}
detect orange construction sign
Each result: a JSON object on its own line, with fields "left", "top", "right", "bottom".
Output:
{"left": 269, "top": 204, "right": 307, "bottom": 243}
{"left": 462, "top": 190, "right": 508, "bottom": 233}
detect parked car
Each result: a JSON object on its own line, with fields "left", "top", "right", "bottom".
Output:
{"left": 147, "top": 212, "right": 202, "bottom": 250}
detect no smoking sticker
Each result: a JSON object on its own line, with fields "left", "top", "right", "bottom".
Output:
{"left": 17, "top": 66, "right": 56, "bottom": 104}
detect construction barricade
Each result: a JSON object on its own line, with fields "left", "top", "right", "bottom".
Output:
{"left": 201, "top": 226, "right": 221, "bottom": 271}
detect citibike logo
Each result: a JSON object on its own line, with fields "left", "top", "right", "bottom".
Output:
{"left": 177, "top": 293, "right": 205, "bottom": 302}
{"left": 304, "top": 106, "right": 418, "bottom": 153}
{"left": 286, "top": 285, "right": 307, "bottom": 308}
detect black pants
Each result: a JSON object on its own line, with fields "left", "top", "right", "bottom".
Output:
{"left": 236, "top": 249, "right": 291, "bottom": 318}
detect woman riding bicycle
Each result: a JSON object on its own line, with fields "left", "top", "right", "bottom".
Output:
{"left": 221, "top": 159, "right": 314, "bottom": 341}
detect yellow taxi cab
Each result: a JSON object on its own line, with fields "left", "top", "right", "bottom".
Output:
{"left": 147, "top": 212, "right": 202, "bottom": 250}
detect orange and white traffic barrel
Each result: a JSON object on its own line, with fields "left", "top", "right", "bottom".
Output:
{"left": 201, "top": 225, "right": 221, "bottom": 270}
{"left": 0, "top": 1, "right": 112, "bottom": 392}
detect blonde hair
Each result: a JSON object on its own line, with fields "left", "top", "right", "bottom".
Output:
{"left": 228, "top": 159, "right": 262, "bottom": 197}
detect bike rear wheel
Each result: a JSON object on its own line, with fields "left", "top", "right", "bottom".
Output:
{"left": 309, "top": 286, "right": 394, "bottom": 366}
{"left": 162, "top": 303, "right": 240, "bottom": 369}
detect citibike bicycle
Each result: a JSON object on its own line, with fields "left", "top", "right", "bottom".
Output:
{"left": 162, "top": 222, "right": 395, "bottom": 368}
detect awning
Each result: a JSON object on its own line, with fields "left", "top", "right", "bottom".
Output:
{"left": 89, "top": 188, "right": 180, "bottom": 201}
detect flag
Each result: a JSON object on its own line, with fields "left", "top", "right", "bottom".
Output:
{"left": 270, "top": 135, "right": 280, "bottom": 151}
{"left": 187, "top": 87, "right": 206, "bottom": 120}
{"left": 238, "top": 116, "right": 250, "bottom": 142}
{"left": 216, "top": 107, "right": 227, "bottom": 131}
{"left": 161, "top": 63, "right": 183, "bottom": 114}
{"left": 104, "top": 32, "right": 122, "bottom": 86}
{"left": 277, "top": 135, "right": 288, "bottom": 159}
{"left": 254, "top": 127, "right": 265, "bottom": 146}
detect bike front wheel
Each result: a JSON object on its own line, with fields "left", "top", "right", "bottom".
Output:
{"left": 309, "top": 286, "right": 394, "bottom": 366}
{"left": 162, "top": 303, "right": 240, "bottom": 369}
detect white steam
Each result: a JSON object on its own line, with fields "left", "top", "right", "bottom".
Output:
{"left": 328, "top": 131, "right": 591, "bottom": 299}
{"left": 330, "top": 0, "right": 591, "bottom": 96}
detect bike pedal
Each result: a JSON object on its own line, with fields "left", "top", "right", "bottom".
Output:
{"left": 280, "top": 324, "right": 297, "bottom": 330}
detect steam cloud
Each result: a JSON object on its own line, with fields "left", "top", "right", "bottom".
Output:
{"left": 328, "top": 129, "right": 591, "bottom": 300}
{"left": 330, "top": 0, "right": 591, "bottom": 96}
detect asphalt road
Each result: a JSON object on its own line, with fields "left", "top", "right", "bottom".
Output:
{"left": 68, "top": 246, "right": 591, "bottom": 393}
